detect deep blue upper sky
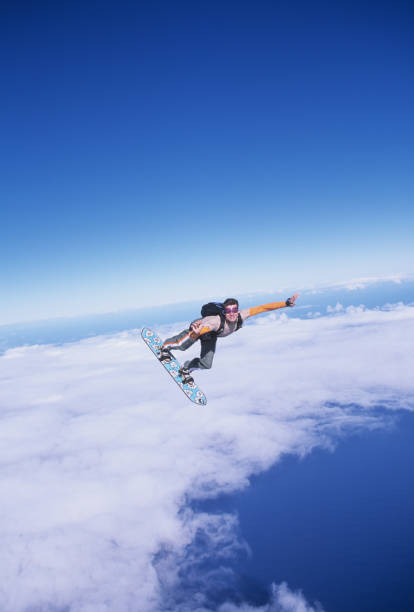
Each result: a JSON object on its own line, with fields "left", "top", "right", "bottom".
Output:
{"left": 2, "top": 1, "right": 413, "bottom": 324}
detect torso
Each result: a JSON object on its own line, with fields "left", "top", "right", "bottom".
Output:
{"left": 201, "top": 308, "right": 249, "bottom": 338}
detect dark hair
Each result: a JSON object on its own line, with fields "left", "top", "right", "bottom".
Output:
{"left": 223, "top": 298, "right": 239, "bottom": 308}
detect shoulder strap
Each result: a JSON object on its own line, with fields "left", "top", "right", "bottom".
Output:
{"left": 205, "top": 312, "right": 242, "bottom": 337}
{"left": 217, "top": 313, "right": 226, "bottom": 335}
{"left": 218, "top": 313, "right": 242, "bottom": 335}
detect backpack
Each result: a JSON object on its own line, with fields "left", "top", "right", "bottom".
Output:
{"left": 200, "top": 302, "right": 243, "bottom": 336}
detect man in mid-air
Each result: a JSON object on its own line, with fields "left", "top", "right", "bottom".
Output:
{"left": 158, "top": 294, "right": 299, "bottom": 383}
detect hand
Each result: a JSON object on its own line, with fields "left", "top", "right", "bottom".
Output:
{"left": 190, "top": 320, "right": 203, "bottom": 334}
{"left": 286, "top": 293, "right": 299, "bottom": 307}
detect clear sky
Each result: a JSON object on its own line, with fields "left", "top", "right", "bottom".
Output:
{"left": 2, "top": 0, "right": 413, "bottom": 324}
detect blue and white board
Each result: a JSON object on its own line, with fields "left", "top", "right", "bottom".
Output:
{"left": 141, "top": 328, "right": 207, "bottom": 405}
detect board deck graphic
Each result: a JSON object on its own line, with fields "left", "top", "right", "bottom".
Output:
{"left": 141, "top": 328, "right": 207, "bottom": 405}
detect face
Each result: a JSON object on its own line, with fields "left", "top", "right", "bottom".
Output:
{"left": 223, "top": 304, "right": 239, "bottom": 322}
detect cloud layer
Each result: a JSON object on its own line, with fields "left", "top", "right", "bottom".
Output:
{"left": 1, "top": 303, "right": 413, "bottom": 611}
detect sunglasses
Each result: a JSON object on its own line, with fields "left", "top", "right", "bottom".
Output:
{"left": 224, "top": 306, "right": 239, "bottom": 314}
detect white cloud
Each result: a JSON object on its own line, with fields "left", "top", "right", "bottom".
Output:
{"left": 326, "top": 303, "right": 343, "bottom": 313}
{"left": 270, "top": 582, "right": 324, "bottom": 612}
{"left": 305, "top": 273, "right": 410, "bottom": 294}
{"left": 1, "top": 305, "right": 413, "bottom": 610}
{"left": 181, "top": 581, "right": 324, "bottom": 611}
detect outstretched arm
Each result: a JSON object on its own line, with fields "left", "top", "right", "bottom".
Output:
{"left": 189, "top": 318, "right": 218, "bottom": 338}
{"left": 189, "top": 322, "right": 211, "bottom": 338}
{"left": 245, "top": 293, "right": 299, "bottom": 320}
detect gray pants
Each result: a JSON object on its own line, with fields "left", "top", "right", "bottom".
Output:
{"left": 163, "top": 329, "right": 217, "bottom": 371}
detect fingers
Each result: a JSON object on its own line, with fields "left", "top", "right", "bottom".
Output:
{"left": 286, "top": 293, "right": 299, "bottom": 307}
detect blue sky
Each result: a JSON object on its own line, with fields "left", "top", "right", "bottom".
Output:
{"left": 2, "top": 0, "right": 413, "bottom": 324}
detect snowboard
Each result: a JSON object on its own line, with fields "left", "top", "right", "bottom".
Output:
{"left": 141, "top": 328, "right": 207, "bottom": 405}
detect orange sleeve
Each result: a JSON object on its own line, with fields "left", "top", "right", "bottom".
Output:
{"left": 248, "top": 301, "right": 287, "bottom": 317}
